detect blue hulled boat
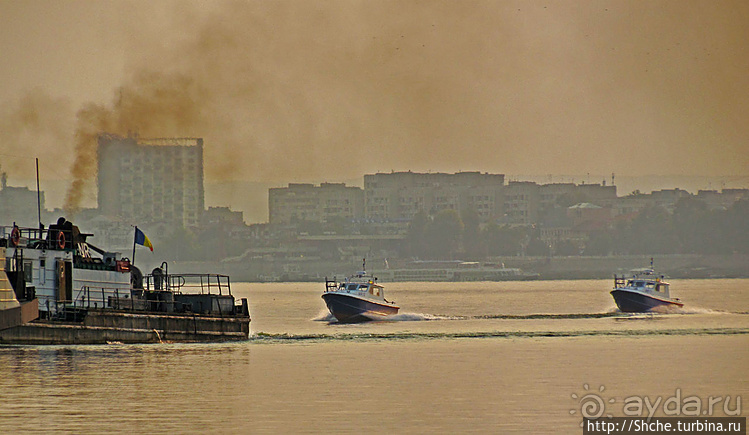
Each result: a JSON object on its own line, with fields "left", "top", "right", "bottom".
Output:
{"left": 611, "top": 260, "right": 683, "bottom": 312}
{"left": 322, "top": 261, "right": 399, "bottom": 323}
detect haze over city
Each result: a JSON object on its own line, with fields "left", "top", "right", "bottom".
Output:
{"left": 1, "top": 4, "right": 749, "bottom": 430}
{"left": 1, "top": 0, "right": 747, "bottom": 223}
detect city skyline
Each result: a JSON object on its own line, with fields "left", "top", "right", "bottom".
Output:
{"left": 1, "top": 166, "right": 745, "bottom": 226}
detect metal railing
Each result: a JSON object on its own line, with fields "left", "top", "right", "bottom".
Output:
{"left": 143, "top": 273, "right": 232, "bottom": 296}
{"left": 68, "top": 285, "right": 188, "bottom": 313}
{"left": 1, "top": 225, "right": 70, "bottom": 250}
{"left": 71, "top": 286, "right": 135, "bottom": 310}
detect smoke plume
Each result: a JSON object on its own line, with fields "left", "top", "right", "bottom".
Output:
{"left": 0, "top": 90, "right": 74, "bottom": 177}
{"left": 63, "top": 72, "right": 207, "bottom": 214}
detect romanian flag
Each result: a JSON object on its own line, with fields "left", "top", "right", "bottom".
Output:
{"left": 134, "top": 227, "right": 154, "bottom": 251}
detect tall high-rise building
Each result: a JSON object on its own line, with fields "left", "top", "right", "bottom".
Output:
{"left": 97, "top": 134, "right": 204, "bottom": 228}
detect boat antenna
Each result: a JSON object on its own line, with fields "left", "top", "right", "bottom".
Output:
{"left": 36, "top": 158, "right": 43, "bottom": 232}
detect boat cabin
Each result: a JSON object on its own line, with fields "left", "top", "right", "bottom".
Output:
{"left": 2, "top": 221, "right": 132, "bottom": 318}
{"left": 325, "top": 271, "right": 386, "bottom": 300}
{"left": 626, "top": 279, "right": 669, "bottom": 293}
{"left": 338, "top": 281, "right": 382, "bottom": 297}
{"left": 614, "top": 268, "right": 671, "bottom": 298}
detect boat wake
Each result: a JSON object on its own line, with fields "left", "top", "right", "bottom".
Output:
{"left": 650, "top": 305, "right": 728, "bottom": 315}
{"left": 381, "top": 309, "right": 746, "bottom": 321}
{"left": 314, "top": 307, "right": 743, "bottom": 324}
{"left": 251, "top": 327, "right": 749, "bottom": 343}
{"left": 611, "top": 305, "right": 737, "bottom": 315}
{"left": 311, "top": 310, "right": 336, "bottom": 322}
{"left": 473, "top": 312, "right": 621, "bottom": 320}
{"left": 315, "top": 311, "right": 462, "bottom": 323}
{"left": 375, "top": 312, "right": 464, "bottom": 321}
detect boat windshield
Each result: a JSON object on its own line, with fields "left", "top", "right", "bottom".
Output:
{"left": 340, "top": 283, "right": 368, "bottom": 292}
{"left": 627, "top": 280, "right": 657, "bottom": 290}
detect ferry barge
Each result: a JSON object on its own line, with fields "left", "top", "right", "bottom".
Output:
{"left": 0, "top": 218, "right": 250, "bottom": 344}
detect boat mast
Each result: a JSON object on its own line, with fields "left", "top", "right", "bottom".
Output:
{"left": 36, "top": 158, "right": 43, "bottom": 232}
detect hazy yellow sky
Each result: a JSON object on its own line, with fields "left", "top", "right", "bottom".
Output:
{"left": 1, "top": 0, "right": 748, "bottom": 193}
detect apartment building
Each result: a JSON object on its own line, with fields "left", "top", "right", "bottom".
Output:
{"left": 503, "top": 181, "right": 539, "bottom": 225}
{"left": 696, "top": 188, "right": 749, "bottom": 211}
{"left": 268, "top": 183, "right": 364, "bottom": 225}
{"left": 363, "top": 171, "right": 505, "bottom": 222}
{"left": 97, "top": 134, "right": 204, "bottom": 228}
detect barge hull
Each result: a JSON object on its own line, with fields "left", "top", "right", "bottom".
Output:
{"left": 0, "top": 310, "right": 250, "bottom": 344}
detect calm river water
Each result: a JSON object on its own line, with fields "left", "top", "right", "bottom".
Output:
{"left": 1, "top": 279, "right": 747, "bottom": 433}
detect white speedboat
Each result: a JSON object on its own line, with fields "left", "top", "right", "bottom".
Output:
{"left": 611, "top": 260, "right": 683, "bottom": 312}
{"left": 322, "top": 260, "right": 399, "bottom": 323}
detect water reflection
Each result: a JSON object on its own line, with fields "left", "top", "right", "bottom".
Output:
{"left": 1, "top": 280, "right": 747, "bottom": 433}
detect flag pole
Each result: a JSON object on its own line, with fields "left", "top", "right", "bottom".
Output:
{"left": 132, "top": 226, "right": 137, "bottom": 266}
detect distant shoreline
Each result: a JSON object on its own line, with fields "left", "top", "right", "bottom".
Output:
{"left": 168, "top": 253, "right": 749, "bottom": 283}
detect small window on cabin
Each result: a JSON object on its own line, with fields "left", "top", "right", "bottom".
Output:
{"left": 373, "top": 287, "right": 380, "bottom": 297}
{"left": 348, "top": 284, "right": 357, "bottom": 291}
